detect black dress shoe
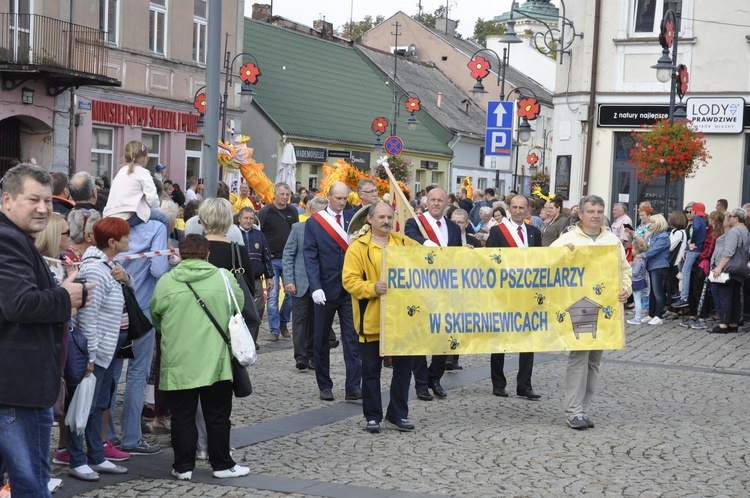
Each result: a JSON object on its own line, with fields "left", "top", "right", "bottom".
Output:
{"left": 345, "top": 389, "right": 362, "bottom": 401}
{"left": 452, "top": 363, "right": 463, "bottom": 371}
{"left": 428, "top": 382, "right": 447, "bottom": 398}
{"left": 295, "top": 359, "right": 308, "bottom": 370}
{"left": 492, "top": 387, "right": 509, "bottom": 397}
{"left": 319, "top": 388, "right": 334, "bottom": 401}
{"left": 445, "top": 360, "right": 454, "bottom": 371}
{"left": 517, "top": 389, "right": 541, "bottom": 400}
{"left": 416, "top": 388, "right": 433, "bottom": 401}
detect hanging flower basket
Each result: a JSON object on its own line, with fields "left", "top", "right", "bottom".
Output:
{"left": 628, "top": 119, "right": 710, "bottom": 183}
{"left": 373, "top": 154, "right": 413, "bottom": 184}
{"left": 530, "top": 172, "right": 549, "bottom": 194}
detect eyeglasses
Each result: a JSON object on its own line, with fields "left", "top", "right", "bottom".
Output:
{"left": 360, "top": 189, "right": 378, "bottom": 195}
{"left": 684, "top": 210, "right": 693, "bottom": 214}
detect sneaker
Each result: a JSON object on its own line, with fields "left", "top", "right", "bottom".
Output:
{"left": 582, "top": 415, "right": 595, "bottom": 428}
{"left": 212, "top": 464, "right": 250, "bottom": 479}
{"left": 196, "top": 450, "right": 208, "bottom": 460}
{"left": 266, "top": 333, "right": 279, "bottom": 343}
{"left": 384, "top": 416, "right": 415, "bottom": 432}
{"left": 172, "top": 469, "right": 192, "bottom": 480}
{"left": 53, "top": 448, "right": 70, "bottom": 465}
{"left": 567, "top": 415, "right": 588, "bottom": 430}
{"left": 691, "top": 320, "right": 708, "bottom": 330}
{"left": 48, "top": 478, "right": 63, "bottom": 493}
{"left": 648, "top": 316, "right": 664, "bottom": 325}
{"left": 365, "top": 420, "right": 381, "bottom": 433}
{"left": 641, "top": 316, "right": 653, "bottom": 324}
{"left": 120, "top": 440, "right": 161, "bottom": 455}
{"left": 679, "top": 319, "right": 695, "bottom": 328}
{"left": 279, "top": 326, "right": 291, "bottom": 338}
{"left": 103, "top": 440, "right": 131, "bottom": 462}
{"left": 626, "top": 318, "right": 642, "bottom": 325}
{"left": 672, "top": 299, "right": 689, "bottom": 308}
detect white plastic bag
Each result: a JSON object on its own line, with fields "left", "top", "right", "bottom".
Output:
{"left": 65, "top": 373, "right": 96, "bottom": 436}
{"left": 221, "top": 272, "right": 257, "bottom": 366}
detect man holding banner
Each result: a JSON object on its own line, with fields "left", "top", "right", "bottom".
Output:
{"left": 485, "top": 194, "right": 543, "bottom": 400}
{"left": 304, "top": 182, "right": 361, "bottom": 402}
{"left": 405, "top": 188, "right": 462, "bottom": 400}
{"left": 343, "top": 202, "right": 420, "bottom": 433}
{"left": 551, "top": 195, "right": 631, "bottom": 430}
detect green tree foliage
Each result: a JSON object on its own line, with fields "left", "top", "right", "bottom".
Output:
{"left": 336, "top": 15, "right": 385, "bottom": 40}
{"left": 472, "top": 18, "right": 506, "bottom": 48}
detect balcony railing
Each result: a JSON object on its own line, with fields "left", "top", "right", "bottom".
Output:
{"left": 0, "top": 13, "right": 111, "bottom": 78}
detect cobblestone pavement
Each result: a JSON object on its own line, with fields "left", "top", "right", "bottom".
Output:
{"left": 53, "top": 314, "right": 750, "bottom": 497}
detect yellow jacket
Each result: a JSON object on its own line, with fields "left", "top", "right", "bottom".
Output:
{"left": 230, "top": 193, "right": 256, "bottom": 213}
{"left": 342, "top": 230, "right": 419, "bottom": 343}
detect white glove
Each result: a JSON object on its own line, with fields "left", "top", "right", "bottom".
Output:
{"left": 312, "top": 289, "right": 327, "bottom": 305}
{"left": 423, "top": 240, "right": 439, "bottom": 247}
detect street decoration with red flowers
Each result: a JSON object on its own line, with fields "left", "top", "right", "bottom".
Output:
{"left": 677, "top": 64, "right": 689, "bottom": 98}
{"left": 239, "top": 62, "right": 261, "bottom": 85}
{"left": 372, "top": 117, "right": 389, "bottom": 135}
{"left": 517, "top": 98, "right": 540, "bottom": 120}
{"left": 527, "top": 152, "right": 539, "bottom": 165}
{"left": 629, "top": 119, "right": 710, "bottom": 183}
{"left": 530, "top": 173, "right": 550, "bottom": 195}
{"left": 374, "top": 154, "right": 413, "bottom": 184}
{"left": 404, "top": 97, "right": 421, "bottom": 113}
{"left": 193, "top": 93, "right": 206, "bottom": 114}
{"left": 467, "top": 55, "right": 492, "bottom": 80}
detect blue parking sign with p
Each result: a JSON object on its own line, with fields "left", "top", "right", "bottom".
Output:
{"left": 485, "top": 101, "right": 514, "bottom": 156}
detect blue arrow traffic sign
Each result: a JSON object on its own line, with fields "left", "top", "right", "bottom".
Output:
{"left": 485, "top": 101, "right": 514, "bottom": 157}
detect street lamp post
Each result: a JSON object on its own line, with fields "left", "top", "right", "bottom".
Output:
{"left": 651, "top": 0, "right": 688, "bottom": 217}
{"left": 504, "top": 87, "right": 539, "bottom": 194}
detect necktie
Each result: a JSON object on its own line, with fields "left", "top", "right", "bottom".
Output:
{"left": 517, "top": 225, "right": 525, "bottom": 244}
{"left": 436, "top": 220, "right": 442, "bottom": 228}
{"left": 336, "top": 214, "right": 342, "bottom": 227}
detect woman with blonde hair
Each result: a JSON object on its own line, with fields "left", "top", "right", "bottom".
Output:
{"left": 637, "top": 214, "right": 671, "bottom": 325}
{"left": 35, "top": 213, "right": 70, "bottom": 284}
{"left": 104, "top": 140, "right": 170, "bottom": 228}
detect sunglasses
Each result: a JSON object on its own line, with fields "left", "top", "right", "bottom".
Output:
{"left": 61, "top": 230, "right": 70, "bottom": 236}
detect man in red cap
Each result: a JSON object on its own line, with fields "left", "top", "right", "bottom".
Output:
{"left": 673, "top": 201, "right": 707, "bottom": 308}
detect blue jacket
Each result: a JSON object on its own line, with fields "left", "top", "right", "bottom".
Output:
{"left": 303, "top": 210, "right": 353, "bottom": 301}
{"left": 687, "top": 216, "right": 707, "bottom": 253}
{"left": 239, "top": 227, "right": 273, "bottom": 280}
{"left": 642, "top": 230, "right": 671, "bottom": 270}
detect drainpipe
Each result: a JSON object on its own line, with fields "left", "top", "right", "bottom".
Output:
{"left": 581, "top": 0, "right": 602, "bottom": 196}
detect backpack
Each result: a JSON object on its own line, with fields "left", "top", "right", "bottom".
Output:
{"left": 668, "top": 228, "right": 686, "bottom": 267}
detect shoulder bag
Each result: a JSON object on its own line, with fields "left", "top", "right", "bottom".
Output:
{"left": 90, "top": 260, "right": 152, "bottom": 340}
{"left": 230, "top": 242, "right": 261, "bottom": 329}
{"left": 220, "top": 271, "right": 257, "bottom": 366}
{"left": 64, "top": 322, "right": 89, "bottom": 386}
{"left": 185, "top": 282, "right": 252, "bottom": 397}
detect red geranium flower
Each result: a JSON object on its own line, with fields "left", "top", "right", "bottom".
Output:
{"left": 372, "top": 117, "right": 389, "bottom": 135}
{"left": 239, "top": 62, "right": 261, "bottom": 85}
{"left": 467, "top": 56, "right": 491, "bottom": 80}
{"left": 527, "top": 152, "right": 539, "bottom": 165}
{"left": 404, "top": 97, "right": 421, "bottom": 113}
{"left": 517, "top": 98, "right": 540, "bottom": 120}
{"left": 193, "top": 92, "right": 206, "bottom": 114}
{"left": 677, "top": 64, "right": 689, "bottom": 98}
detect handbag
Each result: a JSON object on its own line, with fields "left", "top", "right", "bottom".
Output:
{"left": 230, "top": 242, "right": 261, "bottom": 329}
{"left": 122, "top": 283, "right": 153, "bottom": 340}
{"left": 64, "top": 323, "right": 89, "bottom": 386}
{"left": 185, "top": 282, "right": 252, "bottom": 397}
{"left": 221, "top": 271, "right": 257, "bottom": 366}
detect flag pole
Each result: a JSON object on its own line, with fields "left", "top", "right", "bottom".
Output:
{"left": 382, "top": 162, "right": 428, "bottom": 239}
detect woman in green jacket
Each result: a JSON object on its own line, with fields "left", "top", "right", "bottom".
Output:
{"left": 150, "top": 234, "right": 248, "bottom": 481}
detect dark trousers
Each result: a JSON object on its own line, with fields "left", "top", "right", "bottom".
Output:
{"left": 490, "top": 353, "right": 534, "bottom": 392}
{"left": 715, "top": 278, "right": 743, "bottom": 326}
{"left": 360, "top": 341, "right": 412, "bottom": 423}
{"left": 250, "top": 278, "right": 266, "bottom": 342}
{"left": 313, "top": 294, "right": 361, "bottom": 393}
{"left": 648, "top": 267, "right": 668, "bottom": 318}
{"left": 412, "top": 355, "right": 446, "bottom": 390}
{"left": 292, "top": 292, "right": 315, "bottom": 363}
{"left": 165, "top": 380, "right": 234, "bottom": 473}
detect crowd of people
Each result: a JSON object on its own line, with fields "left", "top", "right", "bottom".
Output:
{"left": 0, "top": 142, "right": 748, "bottom": 494}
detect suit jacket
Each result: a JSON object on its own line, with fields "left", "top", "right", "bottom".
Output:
{"left": 486, "top": 221, "right": 542, "bottom": 248}
{"left": 282, "top": 221, "right": 309, "bottom": 296}
{"left": 303, "top": 210, "right": 353, "bottom": 302}
{"left": 405, "top": 216, "right": 462, "bottom": 247}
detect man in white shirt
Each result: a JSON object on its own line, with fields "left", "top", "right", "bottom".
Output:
{"left": 184, "top": 177, "right": 199, "bottom": 204}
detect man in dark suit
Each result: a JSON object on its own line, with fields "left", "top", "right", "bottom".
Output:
{"left": 303, "top": 182, "right": 361, "bottom": 401}
{"left": 485, "top": 193, "right": 542, "bottom": 400}
{"left": 405, "top": 187, "right": 462, "bottom": 401}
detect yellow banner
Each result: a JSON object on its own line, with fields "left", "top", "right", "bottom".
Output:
{"left": 381, "top": 245, "right": 625, "bottom": 355}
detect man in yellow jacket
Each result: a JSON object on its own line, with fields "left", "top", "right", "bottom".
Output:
{"left": 342, "top": 201, "right": 420, "bottom": 433}
{"left": 550, "top": 195, "right": 632, "bottom": 430}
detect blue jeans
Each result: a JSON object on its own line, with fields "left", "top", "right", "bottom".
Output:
{"left": 0, "top": 405, "right": 53, "bottom": 497}
{"left": 112, "top": 309, "right": 156, "bottom": 448}
{"left": 649, "top": 267, "right": 668, "bottom": 318}
{"left": 633, "top": 289, "right": 644, "bottom": 319}
{"left": 267, "top": 258, "right": 291, "bottom": 335}
{"left": 680, "top": 251, "right": 699, "bottom": 301}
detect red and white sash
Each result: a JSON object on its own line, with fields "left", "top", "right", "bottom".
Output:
{"left": 313, "top": 212, "right": 349, "bottom": 252}
{"left": 497, "top": 220, "right": 524, "bottom": 247}
{"left": 419, "top": 214, "right": 445, "bottom": 246}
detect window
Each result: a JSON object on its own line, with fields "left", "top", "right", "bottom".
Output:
{"left": 9, "top": 0, "right": 30, "bottom": 63}
{"left": 141, "top": 133, "right": 161, "bottom": 173}
{"left": 193, "top": 0, "right": 207, "bottom": 64}
{"left": 185, "top": 137, "right": 202, "bottom": 183}
{"left": 477, "top": 178, "right": 487, "bottom": 190}
{"left": 91, "top": 127, "right": 114, "bottom": 179}
{"left": 308, "top": 165, "right": 318, "bottom": 190}
{"left": 149, "top": 0, "right": 167, "bottom": 55}
{"left": 479, "top": 146, "right": 485, "bottom": 167}
{"left": 431, "top": 172, "right": 441, "bottom": 185}
{"left": 632, "top": 0, "right": 668, "bottom": 34}
{"left": 99, "top": 0, "right": 118, "bottom": 45}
